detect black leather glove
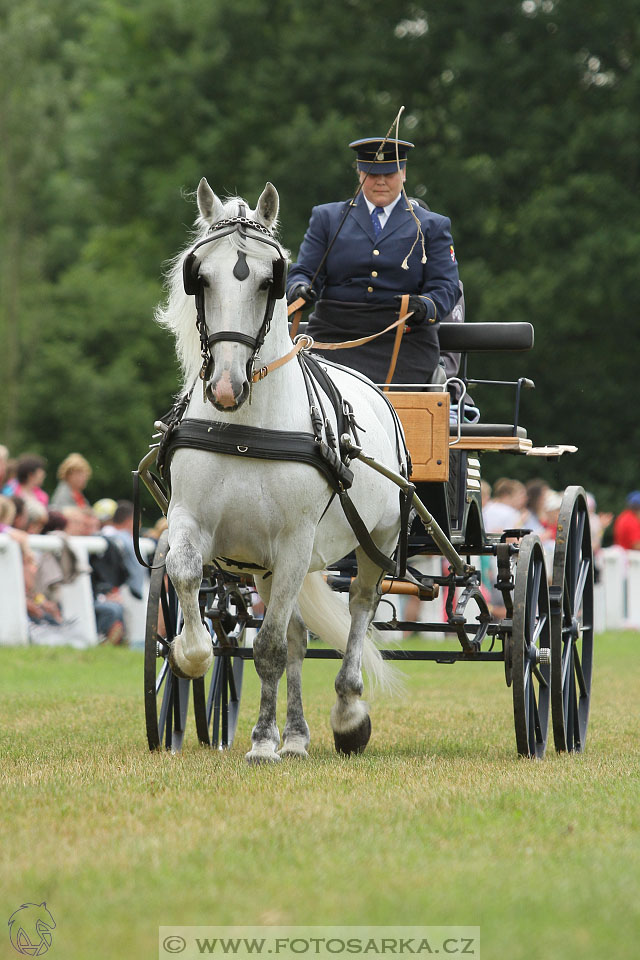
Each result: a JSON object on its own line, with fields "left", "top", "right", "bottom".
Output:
{"left": 395, "top": 294, "right": 429, "bottom": 325}
{"left": 287, "top": 282, "right": 317, "bottom": 306}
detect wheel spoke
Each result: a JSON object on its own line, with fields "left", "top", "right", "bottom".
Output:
{"left": 566, "top": 656, "right": 575, "bottom": 747}
{"left": 162, "top": 678, "right": 173, "bottom": 749}
{"left": 527, "top": 560, "right": 542, "bottom": 638}
{"left": 228, "top": 657, "right": 239, "bottom": 702}
{"left": 531, "top": 687, "right": 543, "bottom": 745}
{"left": 160, "top": 586, "right": 176, "bottom": 639}
{"left": 572, "top": 686, "right": 581, "bottom": 749}
{"left": 532, "top": 664, "right": 549, "bottom": 689}
{"left": 221, "top": 657, "right": 229, "bottom": 747}
{"left": 532, "top": 612, "right": 547, "bottom": 647}
{"left": 155, "top": 657, "right": 170, "bottom": 696}
{"left": 562, "top": 641, "right": 572, "bottom": 686}
{"left": 573, "top": 559, "right": 590, "bottom": 614}
{"left": 571, "top": 511, "right": 586, "bottom": 589}
{"left": 173, "top": 679, "right": 182, "bottom": 732}
{"left": 573, "top": 647, "right": 588, "bottom": 699}
{"left": 562, "top": 567, "right": 573, "bottom": 621}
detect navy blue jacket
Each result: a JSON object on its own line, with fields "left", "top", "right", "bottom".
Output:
{"left": 287, "top": 193, "right": 460, "bottom": 322}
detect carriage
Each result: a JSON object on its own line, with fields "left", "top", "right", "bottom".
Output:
{"left": 135, "top": 182, "right": 593, "bottom": 762}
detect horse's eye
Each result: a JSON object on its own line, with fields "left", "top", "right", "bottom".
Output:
{"left": 259, "top": 278, "right": 273, "bottom": 291}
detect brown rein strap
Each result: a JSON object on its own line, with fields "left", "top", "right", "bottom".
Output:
{"left": 288, "top": 297, "right": 306, "bottom": 339}
{"left": 304, "top": 311, "right": 412, "bottom": 351}
{"left": 251, "top": 336, "right": 310, "bottom": 382}
{"left": 384, "top": 293, "right": 409, "bottom": 389}
{"left": 252, "top": 299, "right": 413, "bottom": 384}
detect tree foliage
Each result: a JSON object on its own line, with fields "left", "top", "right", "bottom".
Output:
{"left": 1, "top": 0, "right": 638, "bottom": 507}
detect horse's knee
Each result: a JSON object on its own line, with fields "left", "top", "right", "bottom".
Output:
{"left": 166, "top": 536, "right": 202, "bottom": 590}
{"left": 254, "top": 626, "right": 287, "bottom": 682}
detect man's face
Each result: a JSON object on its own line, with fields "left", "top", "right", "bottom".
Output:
{"left": 359, "top": 167, "right": 406, "bottom": 206}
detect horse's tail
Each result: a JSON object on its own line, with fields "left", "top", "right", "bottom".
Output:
{"left": 297, "top": 571, "right": 402, "bottom": 695}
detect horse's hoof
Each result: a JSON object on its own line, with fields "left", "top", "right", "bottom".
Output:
{"left": 333, "top": 715, "right": 372, "bottom": 756}
{"left": 279, "top": 749, "right": 309, "bottom": 760}
{"left": 279, "top": 745, "right": 309, "bottom": 759}
{"left": 245, "top": 749, "right": 281, "bottom": 765}
{"left": 168, "top": 639, "right": 213, "bottom": 679}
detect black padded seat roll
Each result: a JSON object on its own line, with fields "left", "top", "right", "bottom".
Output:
{"left": 438, "top": 322, "right": 534, "bottom": 352}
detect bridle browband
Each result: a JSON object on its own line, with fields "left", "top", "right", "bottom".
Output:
{"left": 182, "top": 208, "right": 288, "bottom": 396}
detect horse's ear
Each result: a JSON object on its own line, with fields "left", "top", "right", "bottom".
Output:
{"left": 255, "top": 182, "right": 279, "bottom": 229}
{"left": 197, "top": 178, "right": 224, "bottom": 224}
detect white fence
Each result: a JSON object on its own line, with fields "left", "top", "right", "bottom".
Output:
{"left": 0, "top": 533, "right": 155, "bottom": 648}
{"left": 1, "top": 535, "right": 638, "bottom": 649}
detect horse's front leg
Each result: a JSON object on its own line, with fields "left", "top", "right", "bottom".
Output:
{"left": 165, "top": 514, "right": 213, "bottom": 679}
{"left": 331, "top": 549, "right": 383, "bottom": 756}
{"left": 281, "top": 607, "right": 311, "bottom": 758}
{"left": 247, "top": 552, "right": 311, "bottom": 764}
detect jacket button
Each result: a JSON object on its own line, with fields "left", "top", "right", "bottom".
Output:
{"left": 367, "top": 286, "right": 374, "bottom": 293}
{"left": 371, "top": 271, "right": 378, "bottom": 278}
{"left": 373, "top": 249, "right": 380, "bottom": 256}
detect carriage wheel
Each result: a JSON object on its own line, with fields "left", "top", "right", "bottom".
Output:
{"left": 193, "top": 579, "right": 247, "bottom": 749}
{"left": 511, "top": 534, "right": 552, "bottom": 758}
{"left": 204, "top": 650, "right": 245, "bottom": 749}
{"left": 550, "top": 487, "right": 594, "bottom": 753}
{"left": 144, "top": 530, "right": 202, "bottom": 751}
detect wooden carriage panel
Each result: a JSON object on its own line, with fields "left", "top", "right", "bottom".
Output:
{"left": 387, "top": 391, "right": 450, "bottom": 482}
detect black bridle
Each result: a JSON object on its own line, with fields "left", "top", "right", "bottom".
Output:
{"left": 182, "top": 208, "right": 288, "bottom": 391}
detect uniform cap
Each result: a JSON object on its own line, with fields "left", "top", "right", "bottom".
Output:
{"left": 349, "top": 137, "right": 414, "bottom": 173}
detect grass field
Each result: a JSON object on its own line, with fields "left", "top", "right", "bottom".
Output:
{"left": 1, "top": 631, "right": 638, "bottom": 960}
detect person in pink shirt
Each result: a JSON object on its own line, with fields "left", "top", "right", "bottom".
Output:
{"left": 3, "top": 453, "right": 49, "bottom": 507}
{"left": 613, "top": 491, "right": 640, "bottom": 551}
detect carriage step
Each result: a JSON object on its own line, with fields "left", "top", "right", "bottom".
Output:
{"left": 537, "top": 647, "right": 551, "bottom": 666}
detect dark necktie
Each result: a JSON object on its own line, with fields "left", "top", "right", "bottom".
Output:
{"left": 371, "top": 205, "right": 385, "bottom": 238}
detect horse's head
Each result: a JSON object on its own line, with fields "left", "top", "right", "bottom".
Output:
{"left": 183, "top": 179, "right": 287, "bottom": 412}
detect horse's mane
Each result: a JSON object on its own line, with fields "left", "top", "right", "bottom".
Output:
{"left": 155, "top": 195, "right": 288, "bottom": 388}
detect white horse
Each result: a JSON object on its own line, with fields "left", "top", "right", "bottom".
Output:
{"left": 156, "top": 179, "right": 404, "bottom": 762}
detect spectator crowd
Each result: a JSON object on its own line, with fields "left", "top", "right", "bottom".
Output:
{"left": 1, "top": 443, "right": 639, "bottom": 645}
{"left": 0, "top": 446, "right": 166, "bottom": 646}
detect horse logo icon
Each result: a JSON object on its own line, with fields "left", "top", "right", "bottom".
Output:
{"left": 8, "top": 902, "right": 56, "bottom": 956}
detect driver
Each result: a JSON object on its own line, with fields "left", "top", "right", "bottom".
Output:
{"left": 286, "top": 137, "right": 461, "bottom": 385}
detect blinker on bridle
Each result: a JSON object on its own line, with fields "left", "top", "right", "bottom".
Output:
{"left": 182, "top": 207, "right": 288, "bottom": 397}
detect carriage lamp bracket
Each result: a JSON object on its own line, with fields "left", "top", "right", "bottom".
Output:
{"left": 462, "top": 374, "right": 535, "bottom": 436}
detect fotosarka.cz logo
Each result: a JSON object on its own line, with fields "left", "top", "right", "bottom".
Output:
{"left": 8, "top": 902, "right": 56, "bottom": 956}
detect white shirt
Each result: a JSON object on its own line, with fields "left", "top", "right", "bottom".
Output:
{"left": 364, "top": 194, "right": 403, "bottom": 229}
{"left": 482, "top": 501, "right": 521, "bottom": 535}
